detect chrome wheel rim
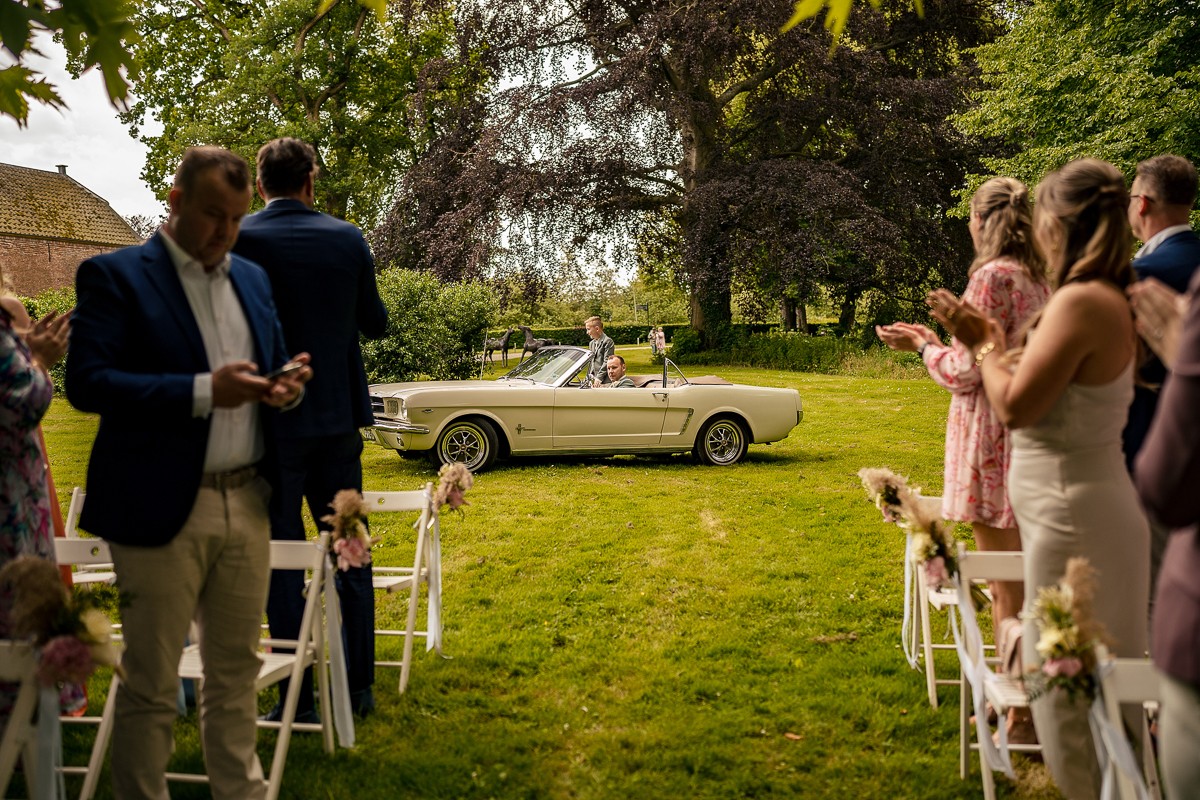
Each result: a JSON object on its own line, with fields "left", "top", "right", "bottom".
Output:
{"left": 704, "top": 421, "right": 743, "bottom": 465}
{"left": 441, "top": 425, "right": 485, "bottom": 470}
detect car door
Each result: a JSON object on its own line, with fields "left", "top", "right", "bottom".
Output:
{"left": 551, "top": 385, "right": 670, "bottom": 449}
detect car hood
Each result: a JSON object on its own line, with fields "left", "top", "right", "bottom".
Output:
{"left": 369, "top": 379, "right": 540, "bottom": 398}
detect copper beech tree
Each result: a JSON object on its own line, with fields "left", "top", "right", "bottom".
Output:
{"left": 374, "top": 0, "right": 1001, "bottom": 346}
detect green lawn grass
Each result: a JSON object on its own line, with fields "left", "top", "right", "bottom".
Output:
{"left": 41, "top": 348, "right": 1060, "bottom": 799}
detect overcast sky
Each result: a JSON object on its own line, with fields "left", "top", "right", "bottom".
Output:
{"left": 0, "top": 34, "right": 164, "bottom": 221}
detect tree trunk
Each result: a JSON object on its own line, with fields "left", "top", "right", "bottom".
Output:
{"left": 797, "top": 302, "right": 808, "bottom": 333}
{"left": 838, "top": 292, "right": 858, "bottom": 334}
{"left": 780, "top": 296, "right": 795, "bottom": 330}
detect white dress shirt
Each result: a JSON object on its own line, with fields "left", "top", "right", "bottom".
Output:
{"left": 160, "top": 229, "right": 264, "bottom": 472}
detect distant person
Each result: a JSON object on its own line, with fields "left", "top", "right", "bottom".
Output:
{"left": 66, "top": 145, "right": 311, "bottom": 799}
{"left": 233, "top": 137, "right": 388, "bottom": 721}
{"left": 598, "top": 355, "right": 634, "bottom": 388}
{"left": 1123, "top": 155, "right": 1200, "bottom": 595}
{"left": 585, "top": 315, "right": 614, "bottom": 385}
{"left": 654, "top": 326, "right": 666, "bottom": 354}
{"left": 648, "top": 327, "right": 657, "bottom": 354}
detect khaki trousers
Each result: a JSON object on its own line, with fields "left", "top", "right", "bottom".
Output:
{"left": 108, "top": 478, "right": 271, "bottom": 800}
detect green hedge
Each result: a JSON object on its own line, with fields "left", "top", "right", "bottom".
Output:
{"left": 488, "top": 322, "right": 792, "bottom": 348}
{"left": 671, "top": 329, "right": 859, "bottom": 373}
{"left": 362, "top": 269, "right": 497, "bottom": 382}
{"left": 15, "top": 287, "right": 76, "bottom": 393}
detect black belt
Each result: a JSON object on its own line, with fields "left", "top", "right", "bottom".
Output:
{"left": 199, "top": 464, "right": 259, "bottom": 491}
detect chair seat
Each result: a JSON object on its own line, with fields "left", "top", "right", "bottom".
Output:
{"left": 983, "top": 674, "right": 1029, "bottom": 712}
{"left": 177, "top": 642, "right": 317, "bottom": 692}
{"left": 70, "top": 570, "right": 117, "bottom": 586}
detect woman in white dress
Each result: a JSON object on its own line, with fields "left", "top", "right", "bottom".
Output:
{"left": 929, "top": 158, "right": 1149, "bottom": 799}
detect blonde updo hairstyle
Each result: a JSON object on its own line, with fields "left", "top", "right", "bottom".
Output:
{"left": 969, "top": 176, "right": 1046, "bottom": 282}
{"left": 1033, "top": 159, "right": 1134, "bottom": 291}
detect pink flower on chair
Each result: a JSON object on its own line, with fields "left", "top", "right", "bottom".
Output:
{"left": 924, "top": 556, "right": 949, "bottom": 589}
{"left": 38, "top": 635, "right": 95, "bottom": 686}
{"left": 1042, "top": 657, "right": 1083, "bottom": 679}
{"left": 333, "top": 536, "right": 371, "bottom": 571}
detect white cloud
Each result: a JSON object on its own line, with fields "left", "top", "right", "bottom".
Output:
{"left": 0, "top": 33, "right": 164, "bottom": 220}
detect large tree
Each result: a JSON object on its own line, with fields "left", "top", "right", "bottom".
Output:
{"left": 120, "top": 0, "right": 464, "bottom": 228}
{"left": 956, "top": 0, "right": 1200, "bottom": 198}
{"left": 375, "top": 0, "right": 999, "bottom": 345}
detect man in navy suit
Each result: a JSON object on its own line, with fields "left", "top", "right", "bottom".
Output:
{"left": 1124, "top": 154, "right": 1200, "bottom": 591}
{"left": 66, "top": 146, "right": 311, "bottom": 800}
{"left": 234, "top": 137, "right": 388, "bottom": 720}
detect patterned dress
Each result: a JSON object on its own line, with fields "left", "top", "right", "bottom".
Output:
{"left": 0, "top": 308, "right": 57, "bottom": 723}
{"left": 921, "top": 259, "right": 1050, "bottom": 528}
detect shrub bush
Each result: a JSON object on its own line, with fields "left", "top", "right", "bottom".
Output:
{"left": 361, "top": 270, "right": 496, "bottom": 382}
{"left": 670, "top": 328, "right": 927, "bottom": 377}
{"left": 18, "top": 287, "right": 76, "bottom": 392}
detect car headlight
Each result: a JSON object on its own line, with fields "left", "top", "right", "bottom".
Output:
{"left": 384, "top": 398, "right": 405, "bottom": 419}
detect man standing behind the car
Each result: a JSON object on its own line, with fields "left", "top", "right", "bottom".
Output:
{"left": 585, "top": 315, "right": 614, "bottom": 385}
{"left": 233, "top": 137, "right": 388, "bottom": 721}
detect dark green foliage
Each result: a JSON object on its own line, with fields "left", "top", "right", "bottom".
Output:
{"left": 673, "top": 330, "right": 857, "bottom": 373}
{"left": 361, "top": 270, "right": 496, "bottom": 383}
{"left": 19, "top": 287, "right": 77, "bottom": 393}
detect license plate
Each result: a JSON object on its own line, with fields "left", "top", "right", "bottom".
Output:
{"left": 360, "top": 428, "right": 378, "bottom": 443}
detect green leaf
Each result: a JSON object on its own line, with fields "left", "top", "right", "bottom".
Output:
{"left": 780, "top": 0, "right": 828, "bottom": 33}
{"left": 0, "top": 65, "right": 65, "bottom": 125}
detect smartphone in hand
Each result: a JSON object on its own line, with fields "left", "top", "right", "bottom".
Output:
{"left": 264, "top": 360, "right": 304, "bottom": 381}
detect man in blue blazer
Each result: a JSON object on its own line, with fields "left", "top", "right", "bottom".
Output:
{"left": 234, "top": 137, "right": 388, "bottom": 720}
{"left": 66, "top": 146, "right": 311, "bottom": 800}
{"left": 1125, "top": 154, "right": 1200, "bottom": 591}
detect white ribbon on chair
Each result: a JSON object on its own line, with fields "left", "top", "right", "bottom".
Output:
{"left": 1088, "top": 665, "right": 1152, "bottom": 800}
{"left": 425, "top": 530, "right": 443, "bottom": 654}
{"left": 33, "top": 687, "right": 66, "bottom": 800}
{"left": 950, "top": 575, "right": 1017, "bottom": 780}
{"left": 323, "top": 555, "right": 355, "bottom": 749}
{"left": 900, "top": 534, "right": 920, "bottom": 670}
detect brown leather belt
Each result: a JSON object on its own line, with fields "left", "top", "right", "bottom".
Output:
{"left": 199, "top": 464, "right": 259, "bottom": 491}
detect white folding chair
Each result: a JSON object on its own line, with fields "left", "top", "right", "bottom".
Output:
{"left": 364, "top": 485, "right": 444, "bottom": 694}
{"left": 53, "top": 537, "right": 121, "bottom": 800}
{"left": 61, "top": 488, "right": 116, "bottom": 587}
{"left": 953, "top": 543, "right": 1039, "bottom": 800}
{"left": 84, "top": 534, "right": 333, "bottom": 800}
{"left": 898, "top": 494, "right": 962, "bottom": 709}
{"left": 0, "top": 641, "right": 43, "bottom": 798}
{"left": 1092, "top": 645, "right": 1163, "bottom": 800}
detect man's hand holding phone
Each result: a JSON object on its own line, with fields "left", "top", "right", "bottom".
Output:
{"left": 263, "top": 353, "right": 313, "bottom": 408}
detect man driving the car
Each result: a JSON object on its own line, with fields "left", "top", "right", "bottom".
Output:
{"left": 595, "top": 355, "right": 635, "bottom": 388}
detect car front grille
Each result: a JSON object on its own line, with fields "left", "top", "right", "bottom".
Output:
{"left": 370, "top": 395, "right": 385, "bottom": 416}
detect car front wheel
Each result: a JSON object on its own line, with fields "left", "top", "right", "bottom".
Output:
{"left": 693, "top": 416, "right": 748, "bottom": 466}
{"left": 432, "top": 418, "right": 499, "bottom": 472}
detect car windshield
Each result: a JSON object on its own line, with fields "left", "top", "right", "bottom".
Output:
{"left": 501, "top": 348, "right": 583, "bottom": 385}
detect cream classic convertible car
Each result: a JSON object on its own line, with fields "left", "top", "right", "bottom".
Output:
{"left": 360, "top": 345, "right": 802, "bottom": 471}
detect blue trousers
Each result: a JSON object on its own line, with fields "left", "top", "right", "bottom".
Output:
{"left": 267, "top": 433, "right": 374, "bottom": 712}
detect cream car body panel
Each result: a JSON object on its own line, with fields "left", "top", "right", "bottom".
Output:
{"left": 361, "top": 346, "right": 802, "bottom": 470}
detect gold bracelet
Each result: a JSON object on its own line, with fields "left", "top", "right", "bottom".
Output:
{"left": 974, "top": 341, "right": 997, "bottom": 367}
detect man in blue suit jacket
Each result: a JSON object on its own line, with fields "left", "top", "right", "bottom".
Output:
{"left": 234, "top": 137, "right": 388, "bottom": 720}
{"left": 1124, "top": 154, "right": 1200, "bottom": 592}
{"left": 66, "top": 147, "right": 311, "bottom": 799}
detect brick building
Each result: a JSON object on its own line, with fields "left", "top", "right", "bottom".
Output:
{"left": 0, "top": 162, "right": 141, "bottom": 297}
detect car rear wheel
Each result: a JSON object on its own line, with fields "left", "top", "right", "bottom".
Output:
{"left": 693, "top": 416, "right": 748, "bottom": 466}
{"left": 431, "top": 418, "right": 499, "bottom": 472}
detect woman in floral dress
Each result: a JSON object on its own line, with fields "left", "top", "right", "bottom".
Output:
{"left": 0, "top": 278, "right": 70, "bottom": 724}
{"left": 877, "top": 177, "right": 1050, "bottom": 736}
